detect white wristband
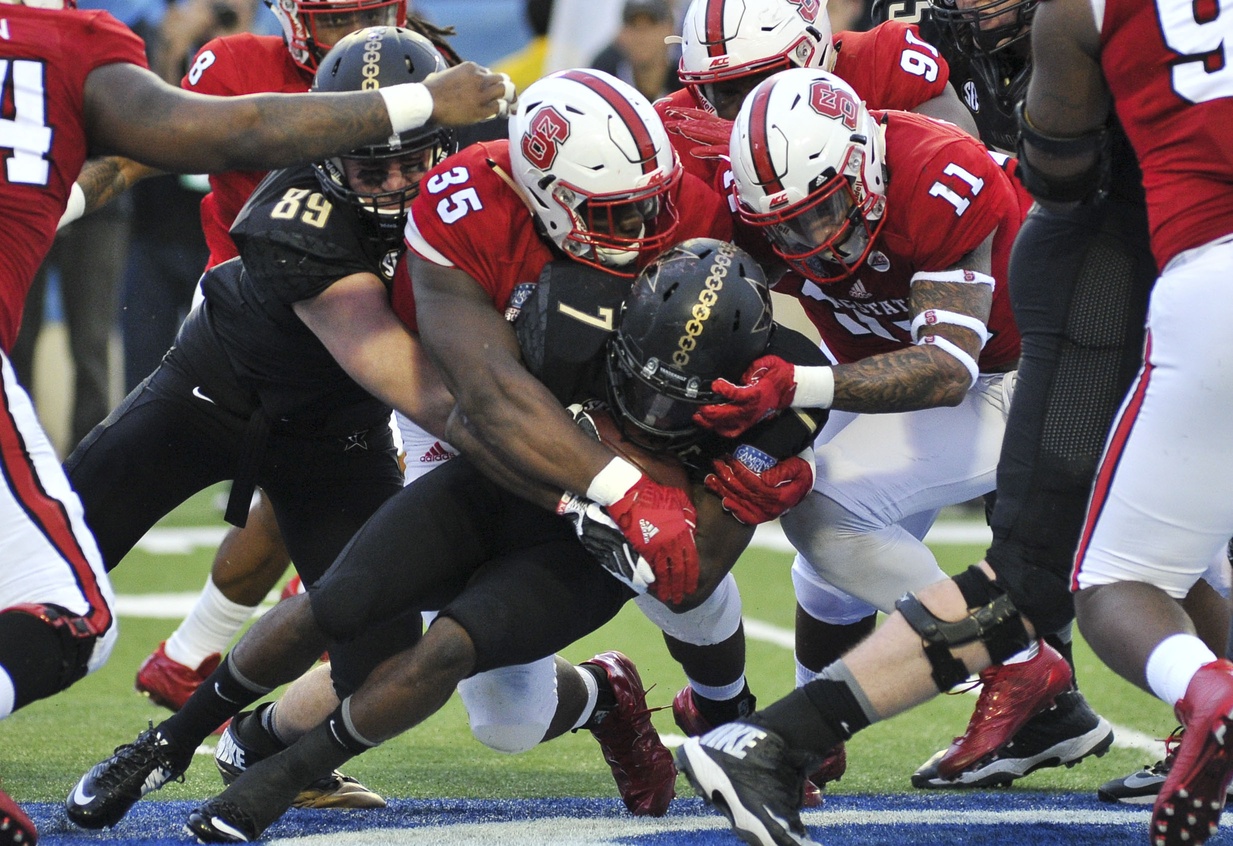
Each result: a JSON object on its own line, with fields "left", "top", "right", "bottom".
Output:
{"left": 378, "top": 82, "right": 434, "bottom": 135}
{"left": 58, "top": 182, "right": 86, "bottom": 230}
{"left": 910, "top": 309, "right": 990, "bottom": 349}
{"left": 791, "top": 366, "right": 835, "bottom": 409}
{"left": 917, "top": 334, "right": 980, "bottom": 388}
{"left": 586, "top": 457, "right": 643, "bottom": 507}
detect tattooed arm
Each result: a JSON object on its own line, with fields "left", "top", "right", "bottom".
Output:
{"left": 73, "top": 157, "right": 159, "bottom": 218}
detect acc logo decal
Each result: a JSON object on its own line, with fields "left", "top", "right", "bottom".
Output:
{"left": 521, "top": 107, "right": 571, "bottom": 171}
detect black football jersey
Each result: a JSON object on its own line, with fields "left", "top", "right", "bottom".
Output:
{"left": 195, "top": 165, "right": 402, "bottom": 429}
{"left": 515, "top": 259, "right": 829, "bottom": 481}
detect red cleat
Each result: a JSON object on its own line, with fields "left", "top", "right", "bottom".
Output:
{"left": 135, "top": 641, "right": 220, "bottom": 712}
{"left": 936, "top": 641, "right": 1073, "bottom": 780}
{"left": 0, "top": 787, "right": 35, "bottom": 845}
{"left": 1152, "top": 659, "right": 1233, "bottom": 846}
{"left": 584, "top": 652, "right": 676, "bottom": 816}
{"left": 279, "top": 575, "right": 304, "bottom": 602}
{"left": 672, "top": 685, "right": 844, "bottom": 807}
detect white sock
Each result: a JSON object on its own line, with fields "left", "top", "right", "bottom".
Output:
{"left": 571, "top": 665, "right": 600, "bottom": 731}
{"left": 1146, "top": 633, "right": 1217, "bottom": 707}
{"left": 164, "top": 577, "right": 258, "bottom": 668}
{"left": 688, "top": 675, "right": 747, "bottom": 703}
{"left": 0, "top": 667, "right": 14, "bottom": 719}
{"left": 796, "top": 657, "right": 824, "bottom": 689}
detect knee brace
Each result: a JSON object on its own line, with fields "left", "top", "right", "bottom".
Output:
{"left": 0, "top": 604, "right": 104, "bottom": 707}
{"left": 457, "top": 658, "right": 557, "bottom": 754}
{"left": 895, "top": 566, "right": 1032, "bottom": 692}
{"left": 634, "top": 573, "right": 742, "bottom": 645}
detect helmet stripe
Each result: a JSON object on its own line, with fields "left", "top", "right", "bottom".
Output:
{"left": 704, "top": 0, "right": 728, "bottom": 59}
{"left": 747, "top": 84, "right": 783, "bottom": 193}
{"left": 559, "top": 70, "right": 659, "bottom": 175}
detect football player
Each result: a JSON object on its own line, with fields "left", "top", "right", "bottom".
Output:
{"left": 173, "top": 237, "right": 829, "bottom": 842}
{"left": 675, "top": 0, "right": 1233, "bottom": 841}
{"left": 0, "top": 1, "right": 507, "bottom": 838}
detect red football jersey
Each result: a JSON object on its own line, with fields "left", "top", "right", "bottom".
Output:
{"left": 655, "top": 21, "right": 952, "bottom": 188}
{"left": 397, "top": 140, "right": 733, "bottom": 331}
{"left": 180, "top": 34, "right": 312, "bottom": 269}
{"left": 0, "top": 5, "right": 147, "bottom": 351}
{"left": 1097, "top": 0, "right": 1233, "bottom": 269}
{"left": 773, "top": 111, "right": 1022, "bottom": 370}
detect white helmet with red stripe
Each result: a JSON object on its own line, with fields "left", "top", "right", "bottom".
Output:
{"left": 729, "top": 68, "right": 887, "bottom": 284}
{"left": 676, "top": 0, "right": 834, "bottom": 113}
{"left": 507, "top": 69, "right": 682, "bottom": 274}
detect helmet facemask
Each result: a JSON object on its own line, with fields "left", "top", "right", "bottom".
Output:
{"left": 929, "top": 0, "right": 1036, "bottom": 57}
{"left": 267, "top": 0, "right": 406, "bottom": 72}
{"left": 550, "top": 173, "right": 682, "bottom": 271}
{"left": 315, "top": 139, "right": 446, "bottom": 236}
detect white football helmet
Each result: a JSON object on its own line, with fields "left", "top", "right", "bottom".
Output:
{"left": 729, "top": 68, "right": 887, "bottom": 284}
{"left": 675, "top": 0, "right": 834, "bottom": 115}
{"left": 266, "top": 0, "right": 406, "bottom": 72}
{"left": 507, "top": 69, "right": 682, "bottom": 275}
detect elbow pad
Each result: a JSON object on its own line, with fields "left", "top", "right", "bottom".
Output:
{"left": 1014, "top": 102, "right": 1109, "bottom": 204}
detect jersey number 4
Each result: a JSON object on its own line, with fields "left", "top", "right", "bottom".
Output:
{"left": 0, "top": 59, "right": 52, "bottom": 187}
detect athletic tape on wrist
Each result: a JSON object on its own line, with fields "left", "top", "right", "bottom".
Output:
{"left": 586, "top": 457, "right": 643, "bottom": 507}
{"left": 909, "top": 269, "right": 995, "bottom": 288}
{"left": 910, "top": 309, "right": 990, "bottom": 348}
{"left": 916, "top": 334, "right": 979, "bottom": 387}
{"left": 58, "top": 182, "right": 86, "bottom": 231}
{"left": 791, "top": 366, "right": 835, "bottom": 409}
{"left": 379, "top": 83, "right": 434, "bottom": 135}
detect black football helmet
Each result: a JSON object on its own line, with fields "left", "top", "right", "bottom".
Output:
{"left": 607, "top": 238, "right": 774, "bottom": 447}
{"left": 310, "top": 26, "right": 456, "bottom": 235}
{"left": 929, "top": 0, "right": 1034, "bottom": 116}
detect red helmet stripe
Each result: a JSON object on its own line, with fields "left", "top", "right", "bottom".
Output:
{"left": 747, "top": 84, "right": 784, "bottom": 193}
{"left": 560, "top": 70, "right": 659, "bottom": 175}
{"left": 705, "top": 0, "right": 728, "bottom": 59}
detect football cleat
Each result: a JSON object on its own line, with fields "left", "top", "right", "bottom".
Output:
{"left": 929, "top": 642, "right": 1074, "bottom": 780}
{"left": 677, "top": 723, "right": 820, "bottom": 846}
{"left": 1151, "top": 659, "right": 1233, "bottom": 846}
{"left": 135, "top": 641, "right": 220, "bottom": 712}
{"left": 0, "top": 787, "right": 36, "bottom": 845}
{"left": 65, "top": 723, "right": 192, "bottom": 829}
{"left": 584, "top": 651, "right": 677, "bottom": 816}
{"left": 673, "top": 684, "right": 844, "bottom": 807}
{"left": 1099, "top": 727, "right": 1183, "bottom": 804}
{"left": 215, "top": 708, "right": 385, "bottom": 809}
{"left": 913, "top": 689, "right": 1114, "bottom": 788}
{"left": 185, "top": 799, "right": 260, "bottom": 843}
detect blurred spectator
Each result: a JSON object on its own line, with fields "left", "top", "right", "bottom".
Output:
{"left": 119, "top": 0, "right": 259, "bottom": 391}
{"left": 543, "top": 0, "right": 621, "bottom": 74}
{"left": 829, "top": 0, "right": 873, "bottom": 32}
{"left": 493, "top": 0, "right": 554, "bottom": 92}
{"left": 589, "top": 0, "right": 681, "bottom": 102}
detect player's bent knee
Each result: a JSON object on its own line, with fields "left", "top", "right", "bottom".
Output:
{"left": 895, "top": 566, "right": 1031, "bottom": 693}
{"left": 635, "top": 573, "right": 742, "bottom": 645}
{"left": 792, "top": 557, "right": 879, "bottom": 624}
{"left": 458, "top": 660, "right": 556, "bottom": 754}
{"left": 0, "top": 604, "right": 107, "bottom": 708}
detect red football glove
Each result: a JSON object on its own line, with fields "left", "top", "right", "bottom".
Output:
{"left": 659, "top": 106, "right": 733, "bottom": 162}
{"left": 693, "top": 355, "right": 797, "bottom": 438}
{"left": 705, "top": 452, "right": 815, "bottom": 524}
{"left": 605, "top": 475, "right": 699, "bottom": 604}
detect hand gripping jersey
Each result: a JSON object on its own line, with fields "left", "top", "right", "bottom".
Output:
{"left": 656, "top": 20, "right": 953, "bottom": 189}
{"left": 0, "top": 5, "right": 147, "bottom": 351}
{"left": 180, "top": 34, "right": 313, "bottom": 269}
{"left": 773, "top": 110, "right": 1021, "bottom": 369}
{"left": 398, "top": 140, "right": 733, "bottom": 329}
{"left": 514, "top": 260, "right": 828, "bottom": 479}
{"left": 1095, "top": 0, "right": 1233, "bottom": 270}
{"left": 190, "top": 163, "right": 401, "bottom": 429}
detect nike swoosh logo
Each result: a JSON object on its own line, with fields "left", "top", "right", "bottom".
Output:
{"left": 192, "top": 386, "right": 216, "bottom": 405}
{"left": 1121, "top": 772, "right": 1165, "bottom": 789}
{"left": 213, "top": 681, "right": 239, "bottom": 704}
{"left": 71, "top": 778, "right": 96, "bottom": 807}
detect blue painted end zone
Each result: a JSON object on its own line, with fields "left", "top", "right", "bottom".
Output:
{"left": 22, "top": 792, "right": 1159, "bottom": 845}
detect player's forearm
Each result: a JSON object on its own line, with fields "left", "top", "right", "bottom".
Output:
{"left": 443, "top": 410, "right": 561, "bottom": 510}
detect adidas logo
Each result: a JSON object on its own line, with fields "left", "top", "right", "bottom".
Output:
{"left": 703, "top": 722, "right": 767, "bottom": 760}
{"left": 639, "top": 518, "right": 659, "bottom": 543}
{"left": 848, "top": 278, "right": 872, "bottom": 299}
{"left": 418, "top": 441, "right": 455, "bottom": 463}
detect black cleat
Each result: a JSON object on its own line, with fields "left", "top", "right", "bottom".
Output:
{"left": 185, "top": 799, "right": 260, "bottom": 843}
{"left": 676, "top": 722, "right": 819, "bottom": 846}
{"left": 912, "top": 690, "right": 1114, "bottom": 789}
{"left": 65, "top": 723, "right": 192, "bottom": 829}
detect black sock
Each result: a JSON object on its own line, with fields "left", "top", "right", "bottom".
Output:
{"left": 692, "top": 682, "right": 757, "bottom": 728}
{"left": 579, "top": 663, "right": 618, "bottom": 731}
{"left": 752, "top": 678, "right": 870, "bottom": 759}
{"left": 161, "top": 653, "right": 272, "bottom": 749}
{"left": 232, "top": 702, "right": 286, "bottom": 758}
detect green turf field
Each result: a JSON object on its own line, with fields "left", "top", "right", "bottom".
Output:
{"left": 0, "top": 487, "right": 1178, "bottom": 805}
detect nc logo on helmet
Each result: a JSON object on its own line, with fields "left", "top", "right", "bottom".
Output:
{"left": 522, "top": 107, "right": 571, "bottom": 171}
{"left": 788, "top": 0, "right": 823, "bottom": 23}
